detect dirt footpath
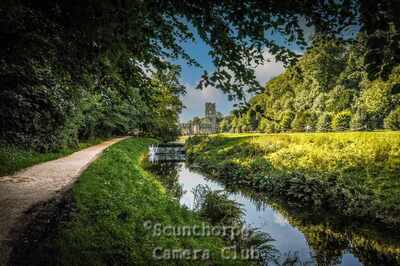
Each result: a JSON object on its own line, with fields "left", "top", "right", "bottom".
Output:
{"left": 0, "top": 137, "right": 128, "bottom": 265}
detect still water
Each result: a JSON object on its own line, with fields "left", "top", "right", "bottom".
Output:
{"left": 178, "top": 163, "right": 360, "bottom": 266}
{"left": 148, "top": 146, "right": 400, "bottom": 266}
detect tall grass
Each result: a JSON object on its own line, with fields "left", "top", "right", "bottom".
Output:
{"left": 251, "top": 132, "right": 400, "bottom": 207}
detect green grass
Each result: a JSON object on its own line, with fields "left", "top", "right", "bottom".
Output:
{"left": 0, "top": 139, "right": 105, "bottom": 176}
{"left": 185, "top": 131, "right": 400, "bottom": 225}
{"left": 25, "top": 138, "right": 249, "bottom": 265}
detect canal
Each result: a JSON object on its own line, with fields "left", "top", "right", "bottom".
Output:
{"left": 147, "top": 145, "right": 400, "bottom": 265}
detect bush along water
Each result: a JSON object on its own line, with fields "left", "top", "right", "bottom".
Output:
{"left": 185, "top": 134, "right": 400, "bottom": 229}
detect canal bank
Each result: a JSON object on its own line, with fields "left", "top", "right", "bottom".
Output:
{"left": 9, "top": 138, "right": 255, "bottom": 266}
{"left": 147, "top": 160, "right": 368, "bottom": 265}
{"left": 180, "top": 133, "right": 400, "bottom": 265}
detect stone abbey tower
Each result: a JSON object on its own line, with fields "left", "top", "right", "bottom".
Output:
{"left": 180, "top": 102, "right": 218, "bottom": 135}
{"left": 205, "top": 102, "right": 216, "bottom": 117}
{"left": 205, "top": 102, "right": 217, "bottom": 132}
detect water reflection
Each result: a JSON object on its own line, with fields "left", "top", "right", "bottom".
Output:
{"left": 146, "top": 152, "right": 400, "bottom": 266}
{"left": 145, "top": 161, "right": 183, "bottom": 199}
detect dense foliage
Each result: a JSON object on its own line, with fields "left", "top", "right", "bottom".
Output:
{"left": 1, "top": 1, "right": 399, "bottom": 150}
{"left": 221, "top": 36, "right": 400, "bottom": 133}
{"left": 0, "top": 43, "right": 184, "bottom": 151}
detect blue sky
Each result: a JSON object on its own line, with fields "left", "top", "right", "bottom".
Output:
{"left": 175, "top": 23, "right": 314, "bottom": 122}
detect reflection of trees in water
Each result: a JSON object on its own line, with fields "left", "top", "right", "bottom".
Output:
{"left": 192, "top": 168, "right": 400, "bottom": 266}
{"left": 297, "top": 224, "right": 400, "bottom": 266}
{"left": 273, "top": 202, "right": 400, "bottom": 266}
{"left": 145, "top": 162, "right": 183, "bottom": 199}
{"left": 351, "top": 241, "right": 400, "bottom": 266}
{"left": 302, "top": 226, "right": 349, "bottom": 266}
{"left": 260, "top": 199, "right": 400, "bottom": 266}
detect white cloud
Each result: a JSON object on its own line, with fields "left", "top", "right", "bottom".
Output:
{"left": 180, "top": 83, "right": 235, "bottom": 122}
{"left": 254, "top": 50, "right": 285, "bottom": 86}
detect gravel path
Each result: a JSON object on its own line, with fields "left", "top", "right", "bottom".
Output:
{"left": 0, "top": 137, "right": 128, "bottom": 265}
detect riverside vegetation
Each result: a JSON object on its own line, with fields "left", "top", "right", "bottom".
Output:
{"left": 185, "top": 132, "right": 400, "bottom": 228}
{"left": 219, "top": 37, "right": 400, "bottom": 133}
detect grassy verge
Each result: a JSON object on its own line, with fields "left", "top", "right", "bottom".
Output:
{"left": 14, "top": 138, "right": 252, "bottom": 265}
{"left": 185, "top": 132, "right": 400, "bottom": 226}
{"left": 0, "top": 138, "right": 105, "bottom": 176}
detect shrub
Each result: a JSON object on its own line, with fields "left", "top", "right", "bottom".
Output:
{"left": 384, "top": 107, "right": 400, "bottom": 130}
{"left": 0, "top": 71, "right": 81, "bottom": 151}
{"left": 350, "top": 109, "right": 368, "bottom": 130}
{"left": 351, "top": 79, "right": 391, "bottom": 129}
{"left": 316, "top": 112, "right": 333, "bottom": 131}
{"left": 292, "top": 111, "right": 317, "bottom": 131}
{"left": 258, "top": 118, "right": 278, "bottom": 133}
{"left": 279, "top": 111, "right": 295, "bottom": 131}
{"left": 193, "top": 184, "right": 244, "bottom": 225}
{"left": 266, "top": 122, "right": 279, "bottom": 133}
{"left": 258, "top": 118, "right": 267, "bottom": 132}
{"left": 332, "top": 111, "right": 352, "bottom": 130}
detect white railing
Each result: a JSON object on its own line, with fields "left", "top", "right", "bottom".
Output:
{"left": 149, "top": 144, "right": 159, "bottom": 163}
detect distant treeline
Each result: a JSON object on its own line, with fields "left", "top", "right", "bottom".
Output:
{"left": 221, "top": 36, "right": 400, "bottom": 133}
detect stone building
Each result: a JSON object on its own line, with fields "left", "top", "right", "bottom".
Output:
{"left": 180, "top": 102, "right": 218, "bottom": 135}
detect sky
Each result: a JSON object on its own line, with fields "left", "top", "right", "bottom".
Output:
{"left": 175, "top": 18, "right": 360, "bottom": 122}
{"left": 175, "top": 26, "right": 302, "bottom": 123}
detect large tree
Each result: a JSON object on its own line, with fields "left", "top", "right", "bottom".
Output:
{"left": 1, "top": 0, "right": 375, "bottom": 99}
